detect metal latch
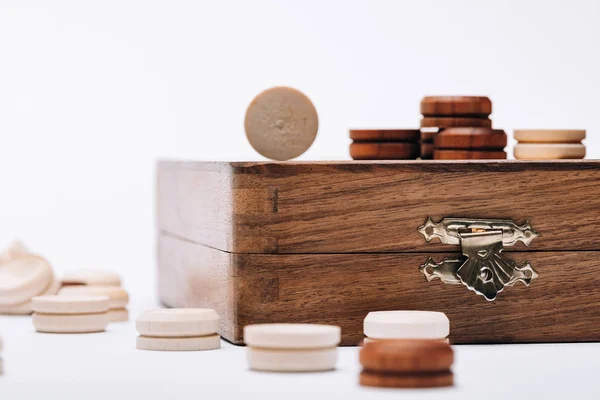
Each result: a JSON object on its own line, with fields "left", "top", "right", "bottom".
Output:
{"left": 418, "top": 217, "right": 539, "bottom": 301}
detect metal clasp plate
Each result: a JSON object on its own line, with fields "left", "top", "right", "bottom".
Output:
{"left": 418, "top": 218, "right": 539, "bottom": 301}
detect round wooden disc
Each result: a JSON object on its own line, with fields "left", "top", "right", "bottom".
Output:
{"left": 421, "top": 117, "right": 492, "bottom": 129}
{"left": 514, "top": 129, "right": 586, "bottom": 143}
{"left": 420, "top": 96, "right": 492, "bottom": 117}
{"left": 420, "top": 142, "right": 434, "bottom": 159}
{"left": 360, "top": 339, "right": 453, "bottom": 373}
{"left": 360, "top": 370, "right": 454, "bottom": 388}
{"left": 434, "top": 128, "right": 507, "bottom": 150}
{"left": 350, "top": 142, "right": 419, "bottom": 160}
{"left": 349, "top": 129, "right": 420, "bottom": 142}
{"left": 434, "top": 150, "right": 507, "bottom": 160}
{"left": 245, "top": 87, "right": 318, "bottom": 161}
{"left": 514, "top": 143, "right": 586, "bottom": 160}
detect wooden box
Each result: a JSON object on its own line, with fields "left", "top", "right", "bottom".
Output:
{"left": 157, "top": 160, "right": 600, "bottom": 345}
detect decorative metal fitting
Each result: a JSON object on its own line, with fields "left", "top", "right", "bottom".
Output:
{"left": 418, "top": 218, "right": 539, "bottom": 301}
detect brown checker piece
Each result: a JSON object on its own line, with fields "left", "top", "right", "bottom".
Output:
{"left": 434, "top": 128, "right": 507, "bottom": 150}
{"left": 350, "top": 129, "right": 420, "bottom": 142}
{"left": 421, "top": 117, "right": 492, "bottom": 129}
{"left": 420, "top": 142, "right": 434, "bottom": 159}
{"left": 360, "top": 370, "right": 454, "bottom": 388}
{"left": 434, "top": 149, "right": 507, "bottom": 160}
{"left": 360, "top": 340, "right": 453, "bottom": 373}
{"left": 350, "top": 142, "right": 419, "bottom": 160}
{"left": 421, "top": 96, "right": 492, "bottom": 117}
{"left": 420, "top": 130, "right": 438, "bottom": 142}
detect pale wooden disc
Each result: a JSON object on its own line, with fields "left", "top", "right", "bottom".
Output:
{"left": 247, "top": 347, "right": 337, "bottom": 372}
{"left": 243, "top": 323, "right": 341, "bottom": 349}
{"left": 514, "top": 129, "right": 586, "bottom": 143}
{"left": 514, "top": 143, "right": 586, "bottom": 160}
{"left": 0, "top": 255, "right": 53, "bottom": 306}
{"left": 0, "top": 275, "right": 60, "bottom": 315}
{"left": 136, "top": 308, "right": 220, "bottom": 337}
{"left": 33, "top": 312, "right": 109, "bottom": 333}
{"left": 245, "top": 87, "right": 318, "bottom": 161}
{"left": 108, "top": 308, "right": 129, "bottom": 323}
{"left": 61, "top": 269, "right": 121, "bottom": 287}
{"left": 59, "top": 286, "right": 129, "bottom": 309}
{"left": 0, "top": 239, "right": 31, "bottom": 264}
{"left": 136, "top": 334, "right": 221, "bottom": 351}
{"left": 364, "top": 311, "right": 449, "bottom": 340}
{"left": 32, "top": 295, "right": 110, "bottom": 315}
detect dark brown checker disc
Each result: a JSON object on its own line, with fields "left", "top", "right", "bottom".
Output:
{"left": 420, "top": 142, "right": 434, "bottom": 159}
{"left": 350, "top": 142, "right": 419, "bottom": 160}
{"left": 360, "top": 340, "right": 453, "bottom": 373}
{"left": 360, "top": 370, "right": 454, "bottom": 389}
{"left": 350, "top": 129, "right": 420, "bottom": 142}
{"left": 421, "top": 117, "right": 492, "bottom": 129}
{"left": 434, "top": 128, "right": 507, "bottom": 150}
{"left": 420, "top": 96, "right": 492, "bottom": 117}
{"left": 434, "top": 150, "right": 507, "bottom": 160}
{"left": 420, "top": 130, "right": 439, "bottom": 142}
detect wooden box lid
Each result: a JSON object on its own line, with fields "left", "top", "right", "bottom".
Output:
{"left": 157, "top": 160, "right": 600, "bottom": 254}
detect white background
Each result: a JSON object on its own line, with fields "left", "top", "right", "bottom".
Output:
{"left": 0, "top": 0, "right": 599, "bottom": 398}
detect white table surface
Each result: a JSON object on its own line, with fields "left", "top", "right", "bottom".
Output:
{"left": 1, "top": 296, "right": 599, "bottom": 400}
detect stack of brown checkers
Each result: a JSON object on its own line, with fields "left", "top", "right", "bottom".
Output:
{"left": 359, "top": 340, "right": 454, "bottom": 388}
{"left": 433, "top": 128, "right": 507, "bottom": 160}
{"left": 420, "top": 96, "right": 503, "bottom": 160}
{"left": 349, "top": 130, "right": 421, "bottom": 160}
{"left": 514, "top": 130, "right": 586, "bottom": 159}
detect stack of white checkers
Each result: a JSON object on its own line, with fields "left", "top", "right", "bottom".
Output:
{"left": 244, "top": 324, "right": 341, "bottom": 372}
{"left": 58, "top": 286, "right": 129, "bottom": 322}
{"left": 514, "top": 129, "right": 586, "bottom": 159}
{"left": 32, "top": 296, "right": 110, "bottom": 333}
{"left": 0, "top": 243, "right": 60, "bottom": 315}
{"left": 363, "top": 311, "right": 450, "bottom": 344}
{"left": 136, "top": 309, "right": 221, "bottom": 351}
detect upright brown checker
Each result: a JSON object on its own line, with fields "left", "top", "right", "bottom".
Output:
{"left": 421, "top": 96, "right": 492, "bottom": 117}
{"left": 420, "top": 142, "right": 434, "bottom": 159}
{"left": 350, "top": 142, "right": 419, "bottom": 160}
{"left": 350, "top": 130, "right": 420, "bottom": 143}
{"left": 421, "top": 117, "right": 492, "bottom": 129}
{"left": 434, "top": 150, "right": 506, "bottom": 160}
{"left": 360, "top": 340, "right": 453, "bottom": 373}
{"left": 435, "top": 128, "right": 507, "bottom": 150}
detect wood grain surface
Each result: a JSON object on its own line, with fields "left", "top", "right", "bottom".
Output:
{"left": 360, "top": 370, "right": 454, "bottom": 388}
{"left": 434, "top": 150, "right": 507, "bottom": 160}
{"left": 350, "top": 129, "right": 420, "bottom": 142}
{"left": 434, "top": 128, "right": 507, "bottom": 150}
{"left": 157, "top": 160, "right": 600, "bottom": 254}
{"left": 421, "top": 117, "right": 492, "bottom": 128}
{"left": 158, "top": 234, "right": 600, "bottom": 345}
{"left": 350, "top": 142, "right": 419, "bottom": 160}
{"left": 420, "top": 96, "right": 492, "bottom": 117}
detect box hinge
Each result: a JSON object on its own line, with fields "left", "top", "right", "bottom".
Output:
{"left": 418, "top": 217, "right": 539, "bottom": 301}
